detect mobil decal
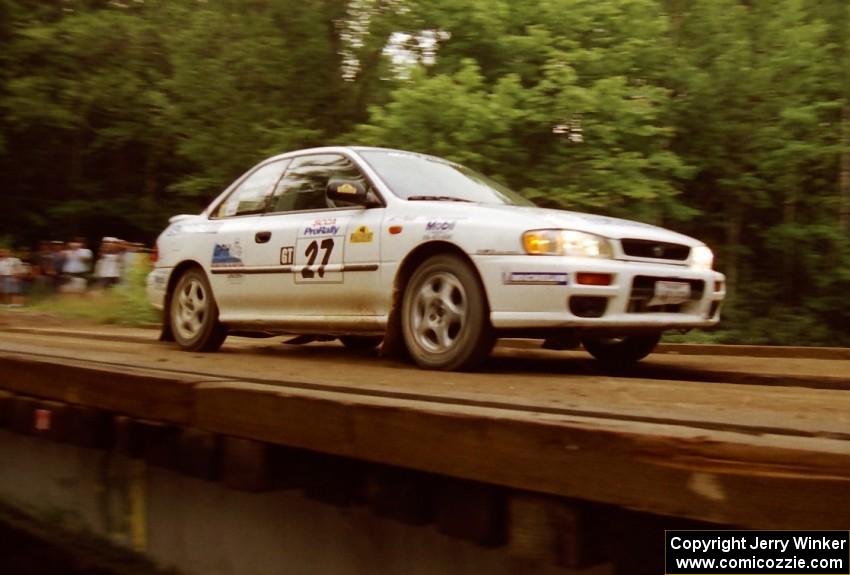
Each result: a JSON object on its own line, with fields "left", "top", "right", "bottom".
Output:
{"left": 425, "top": 220, "right": 455, "bottom": 232}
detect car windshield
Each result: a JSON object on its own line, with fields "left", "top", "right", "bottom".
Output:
{"left": 359, "top": 150, "right": 535, "bottom": 206}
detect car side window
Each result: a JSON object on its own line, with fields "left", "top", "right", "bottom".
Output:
{"left": 212, "top": 159, "right": 290, "bottom": 218}
{"left": 270, "top": 154, "right": 370, "bottom": 213}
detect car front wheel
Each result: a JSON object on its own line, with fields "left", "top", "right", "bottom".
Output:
{"left": 581, "top": 333, "right": 661, "bottom": 366}
{"left": 401, "top": 254, "right": 493, "bottom": 371}
{"left": 169, "top": 268, "right": 228, "bottom": 352}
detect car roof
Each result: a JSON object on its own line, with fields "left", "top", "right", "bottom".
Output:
{"left": 263, "top": 146, "right": 444, "bottom": 163}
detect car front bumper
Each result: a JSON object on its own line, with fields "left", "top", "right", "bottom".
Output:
{"left": 472, "top": 255, "right": 725, "bottom": 331}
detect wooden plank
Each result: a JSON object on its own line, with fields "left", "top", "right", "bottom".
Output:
{"left": 1, "top": 333, "right": 848, "bottom": 439}
{"left": 0, "top": 352, "right": 209, "bottom": 425}
{"left": 194, "top": 382, "right": 850, "bottom": 530}
{"left": 1, "top": 349, "right": 848, "bottom": 529}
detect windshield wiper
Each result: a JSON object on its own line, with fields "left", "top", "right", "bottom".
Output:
{"left": 407, "top": 195, "right": 472, "bottom": 202}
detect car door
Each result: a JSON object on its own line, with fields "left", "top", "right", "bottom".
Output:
{"left": 245, "top": 153, "right": 385, "bottom": 318}
{"left": 206, "top": 158, "right": 290, "bottom": 316}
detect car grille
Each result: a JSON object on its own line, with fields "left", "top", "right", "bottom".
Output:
{"left": 627, "top": 275, "right": 704, "bottom": 313}
{"left": 620, "top": 239, "right": 690, "bottom": 262}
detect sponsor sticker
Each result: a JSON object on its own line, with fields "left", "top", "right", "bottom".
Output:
{"left": 426, "top": 220, "right": 455, "bottom": 232}
{"left": 303, "top": 224, "right": 339, "bottom": 236}
{"left": 503, "top": 272, "right": 568, "bottom": 286}
{"left": 302, "top": 217, "right": 341, "bottom": 237}
{"left": 211, "top": 241, "right": 244, "bottom": 268}
{"left": 280, "top": 246, "right": 294, "bottom": 265}
{"left": 350, "top": 225, "right": 374, "bottom": 243}
{"left": 424, "top": 220, "right": 456, "bottom": 239}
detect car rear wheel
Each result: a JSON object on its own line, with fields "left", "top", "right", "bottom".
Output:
{"left": 169, "top": 268, "right": 227, "bottom": 352}
{"left": 401, "top": 254, "right": 493, "bottom": 371}
{"left": 339, "top": 335, "right": 383, "bottom": 350}
{"left": 582, "top": 333, "right": 661, "bottom": 366}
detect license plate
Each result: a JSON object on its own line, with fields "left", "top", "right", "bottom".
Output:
{"left": 649, "top": 280, "right": 691, "bottom": 306}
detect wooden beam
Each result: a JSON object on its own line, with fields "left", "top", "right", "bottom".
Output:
{"left": 194, "top": 382, "right": 850, "bottom": 529}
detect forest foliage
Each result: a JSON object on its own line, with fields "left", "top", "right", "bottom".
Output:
{"left": 1, "top": 0, "right": 848, "bottom": 345}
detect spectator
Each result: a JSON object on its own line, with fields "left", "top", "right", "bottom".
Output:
{"left": 62, "top": 237, "right": 92, "bottom": 293}
{"left": 35, "top": 241, "right": 54, "bottom": 294}
{"left": 121, "top": 241, "right": 140, "bottom": 284}
{"left": 50, "top": 241, "right": 66, "bottom": 291}
{"left": 17, "top": 247, "right": 35, "bottom": 304}
{"left": 95, "top": 238, "right": 122, "bottom": 288}
{"left": 0, "top": 248, "right": 24, "bottom": 306}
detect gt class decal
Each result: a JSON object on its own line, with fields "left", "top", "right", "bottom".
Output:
{"left": 280, "top": 246, "right": 294, "bottom": 265}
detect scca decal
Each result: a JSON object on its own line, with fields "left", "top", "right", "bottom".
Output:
{"left": 301, "top": 217, "right": 340, "bottom": 237}
{"left": 303, "top": 225, "right": 339, "bottom": 236}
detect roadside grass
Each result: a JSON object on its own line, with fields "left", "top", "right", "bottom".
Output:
{"left": 27, "top": 257, "right": 158, "bottom": 327}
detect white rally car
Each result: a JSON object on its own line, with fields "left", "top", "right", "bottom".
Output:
{"left": 148, "top": 147, "right": 724, "bottom": 370}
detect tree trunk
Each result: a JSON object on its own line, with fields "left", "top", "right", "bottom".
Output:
{"left": 840, "top": 102, "right": 850, "bottom": 234}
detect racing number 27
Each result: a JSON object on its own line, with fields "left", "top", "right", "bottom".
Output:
{"left": 302, "top": 238, "right": 334, "bottom": 279}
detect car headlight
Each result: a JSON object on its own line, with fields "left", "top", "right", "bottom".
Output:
{"left": 690, "top": 245, "right": 714, "bottom": 271}
{"left": 522, "top": 230, "right": 613, "bottom": 258}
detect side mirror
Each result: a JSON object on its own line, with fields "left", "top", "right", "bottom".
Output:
{"left": 327, "top": 179, "right": 369, "bottom": 205}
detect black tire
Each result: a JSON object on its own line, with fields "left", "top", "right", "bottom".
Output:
{"left": 401, "top": 254, "right": 494, "bottom": 370}
{"left": 582, "top": 333, "right": 661, "bottom": 366}
{"left": 339, "top": 335, "right": 383, "bottom": 350}
{"left": 169, "top": 267, "right": 228, "bottom": 352}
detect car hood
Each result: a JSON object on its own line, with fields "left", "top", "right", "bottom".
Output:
{"left": 432, "top": 203, "right": 703, "bottom": 246}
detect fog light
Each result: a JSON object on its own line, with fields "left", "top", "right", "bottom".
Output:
{"left": 709, "top": 301, "right": 721, "bottom": 318}
{"left": 576, "top": 273, "right": 613, "bottom": 286}
{"left": 569, "top": 296, "right": 609, "bottom": 318}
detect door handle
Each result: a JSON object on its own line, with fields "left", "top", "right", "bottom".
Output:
{"left": 255, "top": 231, "right": 272, "bottom": 243}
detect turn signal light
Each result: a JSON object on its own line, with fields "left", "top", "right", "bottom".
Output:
{"left": 714, "top": 280, "right": 724, "bottom": 292}
{"left": 576, "top": 272, "right": 613, "bottom": 286}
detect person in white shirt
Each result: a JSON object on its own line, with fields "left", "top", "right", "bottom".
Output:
{"left": 62, "top": 237, "right": 93, "bottom": 293}
{"left": 0, "top": 248, "right": 24, "bottom": 306}
{"left": 95, "top": 238, "right": 123, "bottom": 288}
{"left": 119, "top": 241, "right": 145, "bottom": 285}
